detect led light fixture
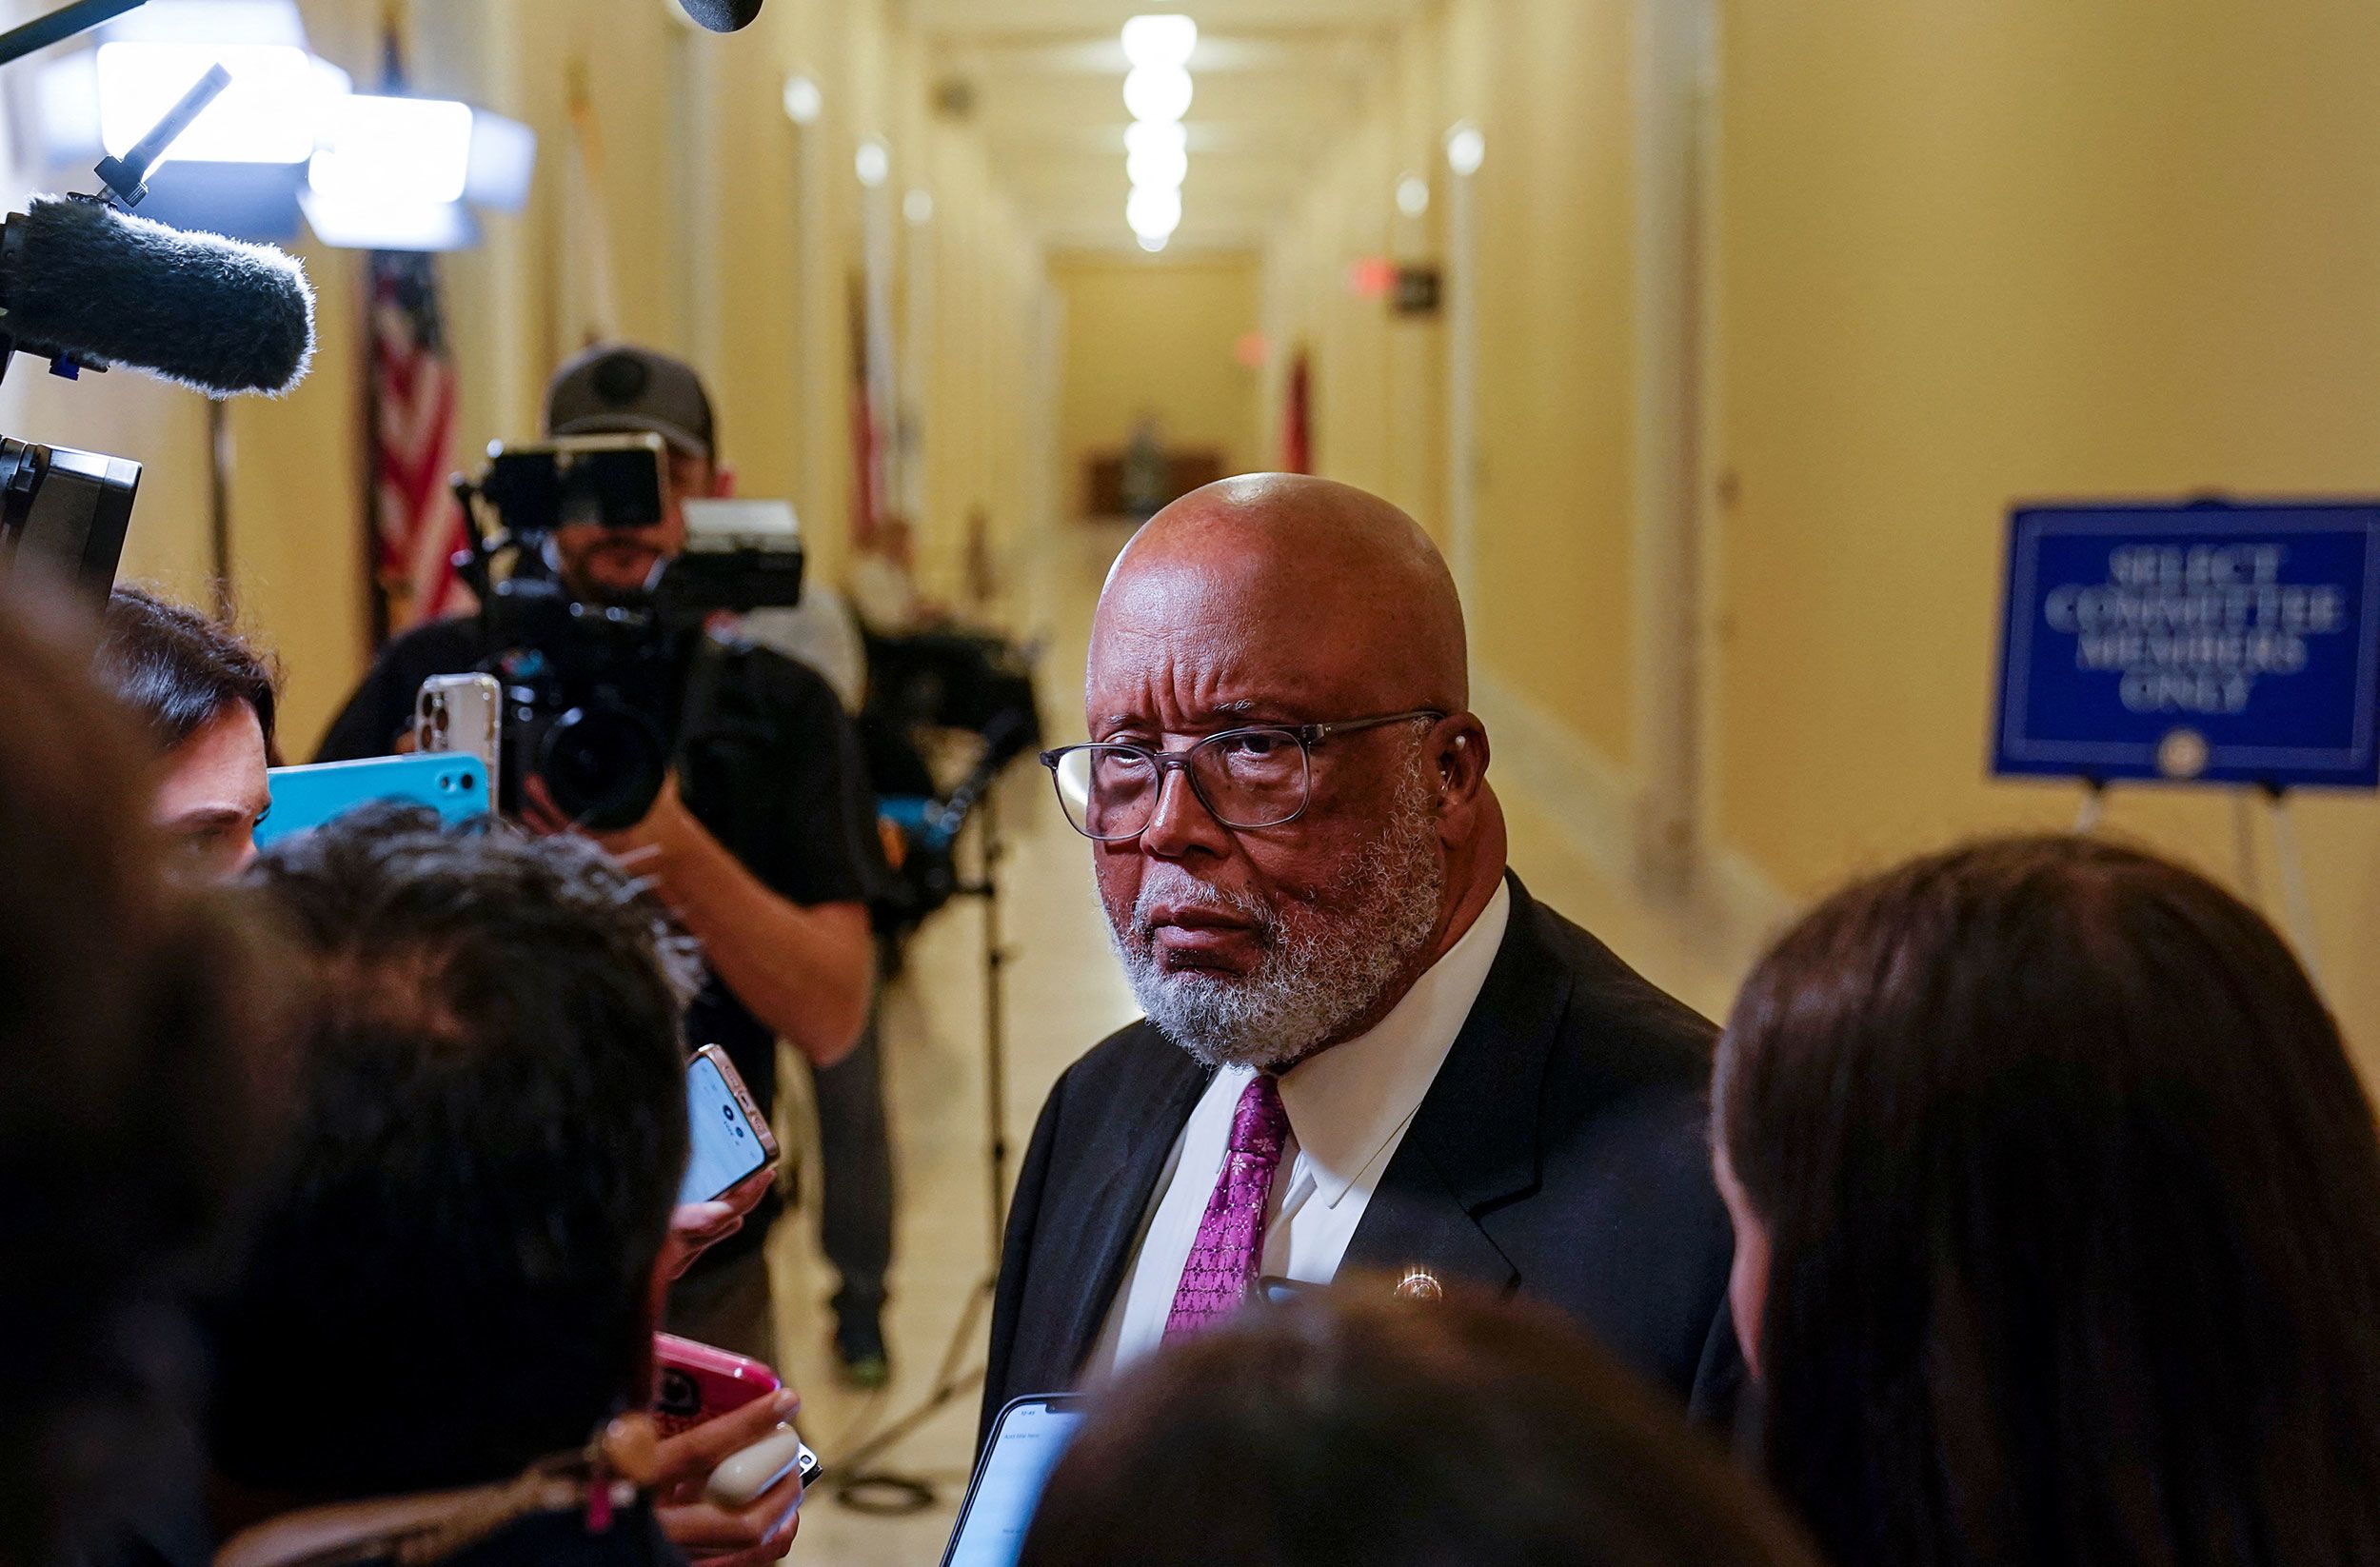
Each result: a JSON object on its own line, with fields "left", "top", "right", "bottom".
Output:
{"left": 1446, "top": 123, "right": 1485, "bottom": 177}
{"left": 1122, "top": 62, "right": 1193, "bottom": 125}
{"left": 1127, "top": 136, "right": 1187, "bottom": 191}
{"left": 307, "top": 94, "right": 474, "bottom": 206}
{"left": 783, "top": 74, "right": 823, "bottom": 126}
{"left": 1127, "top": 183, "right": 1180, "bottom": 242}
{"left": 1121, "top": 13, "right": 1197, "bottom": 69}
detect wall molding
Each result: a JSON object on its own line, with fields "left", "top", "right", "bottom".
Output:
{"left": 1475, "top": 668, "right": 1795, "bottom": 981}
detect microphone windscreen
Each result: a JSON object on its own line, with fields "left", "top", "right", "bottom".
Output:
{"left": 4, "top": 197, "right": 316, "bottom": 398}
{"left": 677, "top": 0, "right": 764, "bottom": 30}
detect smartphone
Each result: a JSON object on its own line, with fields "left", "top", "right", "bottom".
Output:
{"left": 941, "top": 1395, "right": 1084, "bottom": 1567}
{"left": 255, "top": 752, "right": 490, "bottom": 848}
{"left": 651, "top": 1337, "right": 822, "bottom": 1505}
{"left": 652, "top": 1333, "right": 780, "bottom": 1438}
{"left": 415, "top": 673, "right": 502, "bottom": 783}
{"left": 679, "top": 1044, "right": 779, "bottom": 1207}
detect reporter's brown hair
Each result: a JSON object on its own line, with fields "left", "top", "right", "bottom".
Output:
{"left": 0, "top": 601, "right": 278, "bottom": 1567}
{"left": 1018, "top": 1286, "right": 1821, "bottom": 1567}
{"left": 95, "top": 584, "right": 280, "bottom": 757}
{"left": 1717, "top": 834, "right": 2380, "bottom": 1567}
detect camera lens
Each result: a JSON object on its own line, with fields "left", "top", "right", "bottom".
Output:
{"left": 537, "top": 701, "right": 668, "bottom": 830}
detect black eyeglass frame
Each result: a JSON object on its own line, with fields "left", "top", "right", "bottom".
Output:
{"left": 1038, "top": 708, "right": 1450, "bottom": 842}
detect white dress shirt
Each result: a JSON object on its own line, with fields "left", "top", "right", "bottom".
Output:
{"left": 1086, "top": 883, "right": 1513, "bottom": 1379}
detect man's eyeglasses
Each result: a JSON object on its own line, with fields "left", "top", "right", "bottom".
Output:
{"left": 1039, "top": 710, "right": 1447, "bottom": 842}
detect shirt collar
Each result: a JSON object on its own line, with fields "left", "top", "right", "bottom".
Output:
{"left": 1276, "top": 882, "right": 1513, "bottom": 1208}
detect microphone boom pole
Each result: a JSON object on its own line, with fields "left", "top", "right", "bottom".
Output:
{"left": 0, "top": 0, "right": 147, "bottom": 69}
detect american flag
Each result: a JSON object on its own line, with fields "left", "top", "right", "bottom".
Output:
{"left": 366, "top": 247, "right": 471, "bottom": 636}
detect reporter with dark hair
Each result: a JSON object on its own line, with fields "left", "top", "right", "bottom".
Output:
{"left": 0, "top": 602, "right": 277, "bottom": 1567}
{"left": 1019, "top": 1288, "right": 1820, "bottom": 1567}
{"left": 95, "top": 585, "right": 277, "bottom": 878}
{"left": 214, "top": 811, "right": 807, "bottom": 1567}
{"left": 1715, "top": 834, "right": 2380, "bottom": 1567}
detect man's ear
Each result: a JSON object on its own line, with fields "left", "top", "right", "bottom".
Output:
{"left": 711, "top": 464, "right": 739, "bottom": 500}
{"left": 1437, "top": 717, "right": 1490, "bottom": 804}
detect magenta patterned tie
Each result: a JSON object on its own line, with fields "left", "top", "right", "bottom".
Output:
{"left": 1164, "top": 1073, "right": 1291, "bottom": 1339}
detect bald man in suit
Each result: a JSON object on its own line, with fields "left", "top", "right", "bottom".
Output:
{"left": 983, "top": 476, "right": 1741, "bottom": 1440}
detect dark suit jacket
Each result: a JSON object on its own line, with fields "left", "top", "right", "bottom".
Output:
{"left": 982, "top": 874, "right": 1742, "bottom": 1444}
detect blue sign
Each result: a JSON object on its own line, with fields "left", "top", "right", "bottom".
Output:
{"left": 1993, "top": 501, "right": 2380, "bottom": 788}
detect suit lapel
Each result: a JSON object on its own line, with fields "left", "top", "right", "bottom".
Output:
{"left": 1342, "top": 876, "right": 1567, "bottom": 1296}
{"left": 1046, "top": 1030, "right": 1210, "bottom": 1381}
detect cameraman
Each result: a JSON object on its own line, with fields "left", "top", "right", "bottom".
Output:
{"left": 317, "top": 346, "right": 883, "bottom": 1369}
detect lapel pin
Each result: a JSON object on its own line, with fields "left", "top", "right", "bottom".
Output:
{"left": 1394, "top": 1266, "right": 1443, "bottom": 1301}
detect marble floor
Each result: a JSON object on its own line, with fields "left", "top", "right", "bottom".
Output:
{"left": 760, "top": 520, "right": 1753, "bottom": 1566}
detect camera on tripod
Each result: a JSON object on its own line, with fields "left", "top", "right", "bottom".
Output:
{"left": 451, "top": 431, "right": 806, "bottom": 829}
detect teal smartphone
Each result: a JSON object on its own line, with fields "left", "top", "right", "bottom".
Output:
{"left": 256, "top": 753, "right": 491, "bottom": 848}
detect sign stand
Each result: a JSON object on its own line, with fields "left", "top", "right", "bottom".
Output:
{"left": 2230, "top": 791, "right": 2263, "bottom": 908}
{"left": 2073, "top": 777, "right": 2107, "bottom": 836}
{"left": 2263, "top": 784, "right": 2325, "bottom": 984}
{"left": 1996, "top": 498, "right": 2380, "bottom": 982}
{"left": 2073, "top": 777, "right": 2323, "bottom": 979}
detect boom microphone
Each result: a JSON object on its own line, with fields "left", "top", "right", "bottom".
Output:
{"left": 677, "top": 0, "right": 764, "bottom": 31}
{"left": 0, "top": 195, "right": 315, "bottom": 397}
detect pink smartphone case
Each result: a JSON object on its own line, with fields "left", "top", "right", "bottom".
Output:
{"left": 652, "top": 1332, "right": 782, "bottom": 1437}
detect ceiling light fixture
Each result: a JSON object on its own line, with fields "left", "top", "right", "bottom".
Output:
{"left": 1121, "top": 13, "right": 1198, "bottom": 69}
{"left": 855, "top": 137, "right": 889, "bottom": 188}
{"left": 1127, "top": 137, "right": 1187, "bottom": 191}
{"left": 1122, "top": 62, "right": 1192, "bottom": 125}
{"left": 1127, "top": 182, "right": 1181, "bottom": 242}
{"left": 1446, "top": 123, "right": 1485, "bottom": 177}
{"left": 783, "top": 75, "right": 823, "bottom": 126}
{"left": 1125, "top": 119, "right": 1186, "bottom": 159}
{"left": 1121, "top": 18, "right": 1193, "bottom": 251}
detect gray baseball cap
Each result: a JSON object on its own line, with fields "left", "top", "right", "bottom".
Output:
{"left": 545, "top": 344, "right": 717, "bottom": 461}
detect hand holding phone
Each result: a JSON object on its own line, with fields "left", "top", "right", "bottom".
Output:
{"left": 679, "top": 1045, "right": 780, "bottom": 1208}
{"left": 654, "top": 1334, "right": 781, "bottom": 1438}
{"left": 646, "top": 1372, "right": 813, "bottom": 1567}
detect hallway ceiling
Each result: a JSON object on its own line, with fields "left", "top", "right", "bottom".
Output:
{"left": 903, "top": 0, "right": 1427, "bottom": 255}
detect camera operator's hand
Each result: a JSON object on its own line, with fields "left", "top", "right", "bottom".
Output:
{"left": 631, "top": 1388, "right": 808, "bottom": 1567}
{"left": 662, "top": 1162, "right": 777, "bottom": 1280}
{"left": 524, "top": 772, "right": 875, "bottom": 1069}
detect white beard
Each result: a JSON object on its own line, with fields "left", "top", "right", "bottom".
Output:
{"left": 1109, "top": 754, "right": 1445, "bottom": 1069}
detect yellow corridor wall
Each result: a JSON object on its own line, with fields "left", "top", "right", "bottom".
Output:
{"left": 1052, "top": 252, "right": 1261, "bottom": 516}
{"left": 1262, "top": 0, "right": 1639, "bottom": 775}
{"left": 1715, "top": 0, "right": 2380, "bottom": 1061}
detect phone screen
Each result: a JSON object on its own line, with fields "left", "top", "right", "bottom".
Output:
{"left": 941, "top": 1398, "right": 1083, "bottom": 1567}
{"left": 679, "top": 1053, "right": 770, "bottom": 1206}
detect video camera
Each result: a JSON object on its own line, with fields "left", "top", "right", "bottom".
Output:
{"left": 450, "top": 432, "right": 807, "bottom": 829}
{"left": 0, "top": 439, "right": 141, "bottom": 605}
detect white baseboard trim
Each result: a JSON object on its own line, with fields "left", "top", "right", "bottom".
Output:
{"left": 1702, "top": 842, "right": 1798, "bottom": 975}
{"left": 1475, "top": 668, "right": 1797, "bottom": 977}
{"left": 1473, "top": 669, "right": 1637, "bottom": 882}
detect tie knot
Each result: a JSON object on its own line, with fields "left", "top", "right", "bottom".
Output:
{"left": 1227, "top": 1073, "right": 1289, "bottom": 1160}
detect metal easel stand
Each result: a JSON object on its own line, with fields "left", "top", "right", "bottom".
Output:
{"left": 2260, "top": 784, "right": 2325, "bottom": 987}
{"left": 829, "top": 784, "right": 1012, "bottom": 1516}
{"left": 2073, "top": 777, "right": 2324, "bottom": 984}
